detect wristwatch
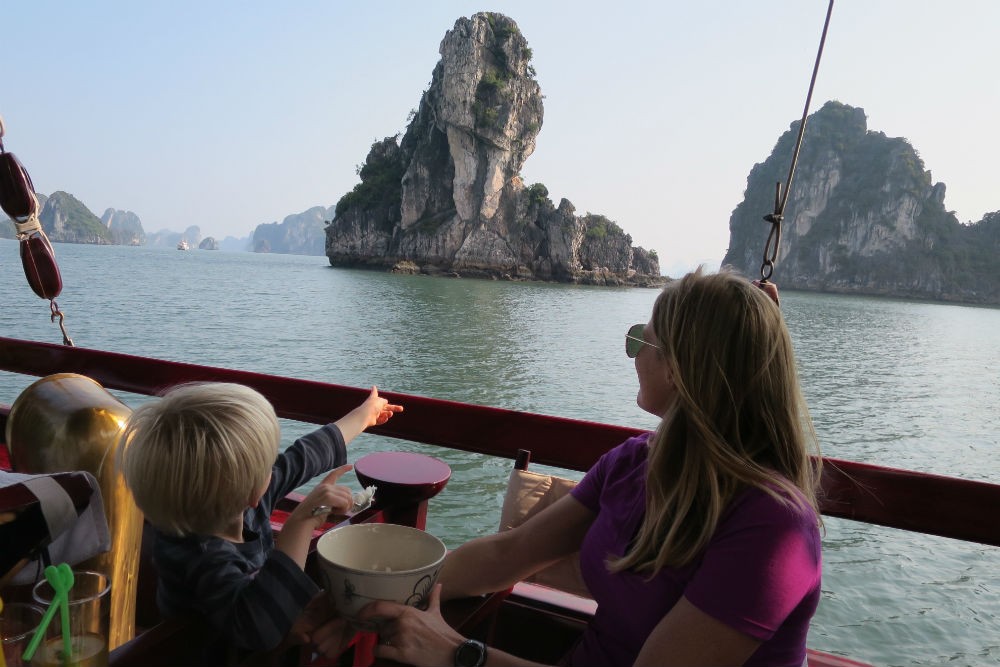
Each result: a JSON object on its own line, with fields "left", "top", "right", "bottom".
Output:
{"left": 454, "top": 638, "right": 487, "bottom": 667}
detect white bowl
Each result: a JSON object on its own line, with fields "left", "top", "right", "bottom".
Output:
{"left": 315, "top": 523, "right": 447, "bottom": 625}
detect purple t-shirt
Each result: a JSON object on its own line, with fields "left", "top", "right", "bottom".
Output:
{"left": 568, "top": 433, "right": 821, "bottom": 667}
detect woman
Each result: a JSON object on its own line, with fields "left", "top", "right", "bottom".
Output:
{"left": 339, "top": 269, "right": 823, "bottom": 667}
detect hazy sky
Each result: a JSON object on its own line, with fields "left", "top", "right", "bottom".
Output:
{"left": 3, "top": 1, "right": 998, "bottom": 276}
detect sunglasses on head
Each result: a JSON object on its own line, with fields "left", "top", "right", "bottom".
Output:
{"left": 625, "top": 323, "right": 661, "bottom": 358}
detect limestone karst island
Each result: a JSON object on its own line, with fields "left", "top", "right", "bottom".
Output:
{"left": 323, "top": 12, "right": 662, "bottom": 287}
{"left": 4, "top": 12, "right": 999, "bottom": 303}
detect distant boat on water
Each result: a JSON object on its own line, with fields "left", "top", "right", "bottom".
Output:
{"left": 177, "top": 239, "right": 190, "bottom": 250}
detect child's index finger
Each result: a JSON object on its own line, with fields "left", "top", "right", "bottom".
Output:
{"left": 321, "top": 464, "right": 353, "bottom": 485}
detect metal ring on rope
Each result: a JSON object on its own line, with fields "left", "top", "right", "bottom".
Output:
{"left": 761, "top": 208, "right": 783, "bottom": 283}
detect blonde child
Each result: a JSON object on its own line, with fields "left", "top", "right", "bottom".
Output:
{"left": 117, "top": 382, "right": 402, "bottom": 657}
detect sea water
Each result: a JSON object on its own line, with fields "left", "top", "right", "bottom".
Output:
{"left": 1, "top": 241, "right": 997, "bottom": 667}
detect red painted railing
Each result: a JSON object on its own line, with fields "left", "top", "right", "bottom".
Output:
{"left": 3, "top": 335, "right": 999, "bottom": 547}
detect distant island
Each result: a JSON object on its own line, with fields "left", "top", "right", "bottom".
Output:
{"left": 0, "top": 192, "right": 328, "bottom": 255}
{"left": 4, "top": 19, "right": 999, "bottom": 302}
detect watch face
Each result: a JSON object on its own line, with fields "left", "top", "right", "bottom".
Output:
{"left": 455, "top": 639, "right": 486, "bottom": 667}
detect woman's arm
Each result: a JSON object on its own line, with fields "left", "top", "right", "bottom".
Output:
{"left": 350, "top": 494, "right": 596, "bottom": 666}
{"left": 439, "top": 492, "right": 595, "bottom": 600}
{"left": 633, "top": 596, "right": 761, "bottom": 667}
{"left": 360, "top": 584, "right": 555, "bottom": 667}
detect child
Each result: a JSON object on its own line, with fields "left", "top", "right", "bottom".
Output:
{"left": 116, "top": 382, "right": 403, "bottom": 657}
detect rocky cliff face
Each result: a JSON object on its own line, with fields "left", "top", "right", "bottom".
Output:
{"left": 722, "top": 101, "right": 1000, "bottom": 304}
{"left": 252, "top": 206, "right": 331, "bottom": 255}
{"left": 41, "top": 191, "right": 112, "bottom": 244}
{"left": 325, "top": 12, "right": 661, "bottom": 286}
{"left": 102, "top": 208, "right": 145, "bottom": 245}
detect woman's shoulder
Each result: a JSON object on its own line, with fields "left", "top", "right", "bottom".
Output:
{"left": 591, "top": 432, "right": 653, "bottom": 482}
{"left": 728, "top": 482, "right": 819, "bottom": 531}
{"left": 612, "top": 431, "right": 653, "bottom": 459}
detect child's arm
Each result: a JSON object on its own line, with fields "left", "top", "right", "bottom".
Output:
{"left": 275, "top": 465, "right": 354, "bottom": 569}
{"left": 272, "top": 388, "right": 403, "bottom": 567}
{"left": 334, "top": 386, "right": 404, "bottom": 444}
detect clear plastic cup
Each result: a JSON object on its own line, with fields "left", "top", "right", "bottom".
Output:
{"left": 0, "top": 601, "right": 45, "bottom": 667}
{"left": 31, "top": 570, "right": 110, "bottom": 667}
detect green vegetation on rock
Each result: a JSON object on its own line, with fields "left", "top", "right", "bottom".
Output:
{"left": 583, "top": 214, "right": 624, "bottom": 240}
{"left": 335, "top": 139, "right": 405, "bottom": 219}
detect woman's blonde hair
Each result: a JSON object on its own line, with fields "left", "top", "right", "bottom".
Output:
{"left": 116, "top": 382, "right": 281, "bottom": 537}
{"left": 612, "top": 268, "right": 821, "bottom": 573}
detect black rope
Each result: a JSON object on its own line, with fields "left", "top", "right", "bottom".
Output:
{"left": 760, "top": 0, "right": 835, "bottom": 282}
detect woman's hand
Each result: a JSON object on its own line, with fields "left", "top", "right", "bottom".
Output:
{"left": 289, "top": 593, "right": 355, "bottom": 658}
{"left": 752, "top": 279, "right": 780, "bottom": 306}
{"left": 359, "top": 584, "right": 466, "bottom": 667}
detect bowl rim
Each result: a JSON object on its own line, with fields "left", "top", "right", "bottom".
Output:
{"left": 316, "top": 522, "right": 447, "bottom": 577}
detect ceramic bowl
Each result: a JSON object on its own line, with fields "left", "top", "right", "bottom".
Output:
{"left": 315, "top": 523, "right": 447, "bottom": 626}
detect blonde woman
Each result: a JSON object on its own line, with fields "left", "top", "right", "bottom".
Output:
{"left": 343, "top": 270, "right": 822, "bottom": 667}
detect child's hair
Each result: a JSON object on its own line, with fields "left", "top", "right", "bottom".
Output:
{"left": 117, "top": 382, "right": 281, "bottom": 537}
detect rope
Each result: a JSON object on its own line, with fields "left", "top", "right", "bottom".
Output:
{"left": 759, "top": 0, "right": 835, "bottom": 282}
{"left": 50, "top": 300, "right": 74, "bottom": 347}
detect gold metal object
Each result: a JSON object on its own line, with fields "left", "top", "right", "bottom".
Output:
{"left": 5, "top": 373, "right": 141, "bottom": 649}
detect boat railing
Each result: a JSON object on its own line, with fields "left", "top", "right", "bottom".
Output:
{"left": 2, "top": 336, "right": 999, "bottom": 548}
{"left": 3, "top": 336, "right": 1000, "bottom": 666}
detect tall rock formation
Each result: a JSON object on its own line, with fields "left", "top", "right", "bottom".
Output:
{"left": 102, "top": 208, "right": 145, "bottom": 246}
{"left": 326, "top": 12, "right": 661, "bottom": 286}
{"left": 723, "top": 101, "right": 1000, "bottom": 304}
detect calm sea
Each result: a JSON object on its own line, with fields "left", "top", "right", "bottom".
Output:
{"left": 1, "top": 241, "right": 998, "bottom": 667}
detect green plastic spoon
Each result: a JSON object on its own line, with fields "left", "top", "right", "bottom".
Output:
{"left": 21, "top": 564, "right": 75, "bottom": 663}
{"left": 55, "top": 564, "right": 75, "bottom": 660}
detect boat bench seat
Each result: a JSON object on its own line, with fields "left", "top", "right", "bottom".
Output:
{"left": 496, "top": 449, "right": 874, "bottom": 667}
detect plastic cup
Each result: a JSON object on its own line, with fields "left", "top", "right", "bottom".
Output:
{"left": 0, "top": 602, "right": 45, "bottom": 667}
{"left": 31, "top": 570, "right": 110, "bottom": 667}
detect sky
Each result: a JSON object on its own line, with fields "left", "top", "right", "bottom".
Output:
{"left": 3, "top": 1, "right": 999, "bottom": 276}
